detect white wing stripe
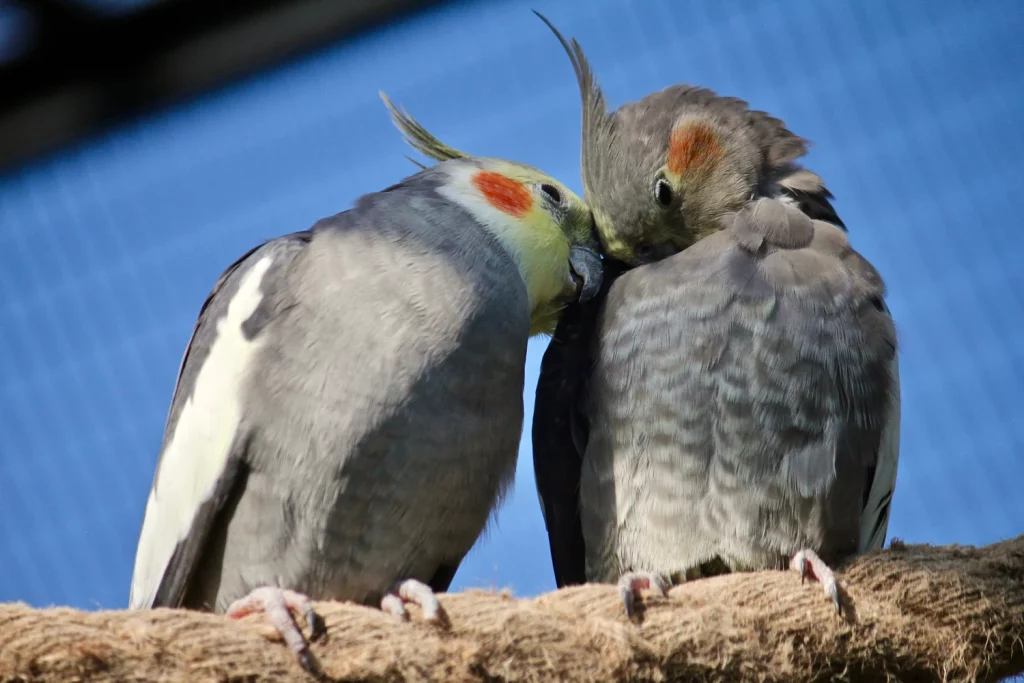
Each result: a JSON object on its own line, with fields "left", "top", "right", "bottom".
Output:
{"left": 129, "top": 256, "right": 273, "bottom": 608}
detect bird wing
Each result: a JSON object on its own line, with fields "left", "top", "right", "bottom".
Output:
{"left": 590, "top": 198, "right": 898, "bottom": 571}
{"left": 128, "top": 234, "right": 308, "bottom": 609}
{"left": 532, "top": 259, "right": 631, "bottom": 588}
{"left": 859, "top": 304, "right": 901, "bottom": 552}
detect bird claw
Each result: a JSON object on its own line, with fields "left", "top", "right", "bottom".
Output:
{"left": 616, "top": 571, "right": 668, "bottom": 618}
{"left": 789, "top": 549, "right": 842, "bottom": 615}
{"left": 380, "top": 578, "right": 447, "bottom": 625}
{"left": 794, "top": 554, "right": 809, "bottom": 584}
{"left": 226, "top": 586, "right": 324, "bottom": 674}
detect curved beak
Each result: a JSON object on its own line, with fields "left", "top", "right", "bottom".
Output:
{"left": 568, "top": 245, "right": 603, "bottom": 302}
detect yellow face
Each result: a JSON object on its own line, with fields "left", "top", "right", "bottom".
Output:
{"left": 378, "top": 98, "right": 602, "bottom": 331}
{"left": 460, "top": 159, "right": 601, "bottom": 335}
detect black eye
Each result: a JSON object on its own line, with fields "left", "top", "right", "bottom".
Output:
{"left": 540, "top": 183, "right": 562, "bottom": 204}
{"left": 654, "top": 178, "right": 673, "bottom": 207}
{"left": 635, "top": 244, "right": 657, "bottom": 261}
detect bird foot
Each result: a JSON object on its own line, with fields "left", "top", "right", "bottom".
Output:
{"left": 226, "top": 586, "right": 325, "bottom": 673}
{"left": 789, "top": 549, "right": 842, "bottom": 615}
{"left": 380, "top": 578, "right": 447, "bottom": 624}
{"left": 617, "top": 570, "right": 668, "bottom": 618}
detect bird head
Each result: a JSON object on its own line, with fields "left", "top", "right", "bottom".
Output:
{"left": 379, "top": 93, "right": 602, "bottom": 336}
{"left": 534, "top": 13, "right": 830, "bottom": 266}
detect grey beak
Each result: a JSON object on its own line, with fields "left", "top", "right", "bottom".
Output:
{"left": 568, "top": 245, "right": 603, "bottom": 302}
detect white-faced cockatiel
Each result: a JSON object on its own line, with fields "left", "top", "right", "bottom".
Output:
{"left": 128, "top": 151, "right": 602, "bottom": 671}
{"left": 385, "top": 15, "right": 901, "bottom": 618}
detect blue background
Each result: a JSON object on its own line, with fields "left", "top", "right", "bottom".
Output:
{"left": 1, "top": 0, "right": 1022, "bottom": 615}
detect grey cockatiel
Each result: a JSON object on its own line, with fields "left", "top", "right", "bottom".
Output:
{"left": 532, "top": 14, "right": 901, "bottom": 616}
{"left": 128, "top": 153, "right": 602, "bottom": 671}
{"left": 385, "top": 16, "right": 901, "bottom": 618}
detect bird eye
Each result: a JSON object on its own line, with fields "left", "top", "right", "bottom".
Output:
{"left": 540, "top": 183, "right": 562, "bottom": 204}
{"left": 654, "top": 178, "right": 673, "bottom": 207}
{"left": 635, "top": 244, "right": 657, "bottom": 261}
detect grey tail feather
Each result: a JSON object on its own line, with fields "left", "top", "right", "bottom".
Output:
{"left": 379, "top": 90, "right": 468, "bottom": 165}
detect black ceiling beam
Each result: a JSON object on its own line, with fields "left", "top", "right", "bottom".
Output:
{"left": 0, "top": 0, "right": 449, "bottom": 174}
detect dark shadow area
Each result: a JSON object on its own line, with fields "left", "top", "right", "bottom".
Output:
{"left": 0, "top": 0, "right": 451, "bottom": 172}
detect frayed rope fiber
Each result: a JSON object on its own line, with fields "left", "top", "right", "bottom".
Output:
{"left": 1, "top": 535, "right": 1022, "bottom": 682}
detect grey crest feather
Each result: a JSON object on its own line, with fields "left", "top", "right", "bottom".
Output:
{"left": 533, "top": 12, "right": 615, "bottom": 189}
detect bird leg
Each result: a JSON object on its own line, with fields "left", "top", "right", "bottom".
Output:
{"left": 226, "top": 586, "right": 325, "bottom": 673}
{"left": 789, "top": 548, "right": 842, "bottom": 615}
{"left": 380, "top": 578, "right": 446, "bottom": 624}
{"left": 616, "top": 570, "right": 668, "bottom": 618}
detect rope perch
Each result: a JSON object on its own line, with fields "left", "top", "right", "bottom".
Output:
{"left": 1, "top": 535, "right": 1022, "bottom": 682}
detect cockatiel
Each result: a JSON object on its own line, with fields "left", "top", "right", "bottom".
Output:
{"left": 128, "top": 153, "right": 602, "bottom": 672}
{"left": 532, "top": 14, "right": 902, "bottom": 616}
{"left": 384, "top": 15, "right": 901, "bottom": 618}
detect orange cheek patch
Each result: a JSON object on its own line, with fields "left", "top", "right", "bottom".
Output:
{"left": 667, "top": 120, "right": 725, "bottom": 175}
{"left": 472, "top": 170, "right": 533, "bottom": 218}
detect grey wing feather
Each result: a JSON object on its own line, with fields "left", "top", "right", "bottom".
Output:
{"left": 727, "top": 198, "right": 897, "bottom": 496}
{"left": 533, "top": 310, "right": 591, "bottom": 588}
{"left": 148, "top": 459, "right": 244, "bottom": 608}
{"left": 860, "top": 305, "right": 901, "bottom": 552}
{"left": 131, "top": 233, "right": 309, "bottom": 609}
{"left": 533, "top": 259, "right": 631, "bottom": 587}
{"left": 591, "top": 198, "right": 897, "bottom": 574}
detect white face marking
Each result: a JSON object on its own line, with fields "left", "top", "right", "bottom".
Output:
{"left": 437, "top": 165, "right": 529, "bottom": 262}
{"left": 129, "top": 255, "right": 273, "bottom": 609}
{"left": 438, "top": 164, "right": 567, "bottom": 320}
